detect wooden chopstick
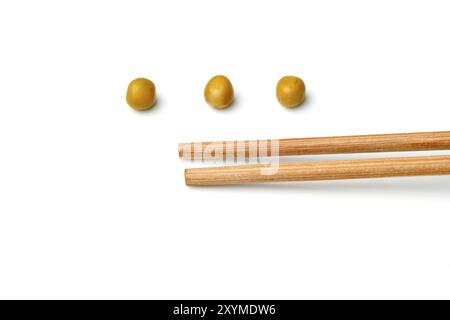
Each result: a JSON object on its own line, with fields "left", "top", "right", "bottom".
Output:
{"left": 179, "top": 131, "right": 450, "bottom": 160}
{"left": 185, "top": 155, "right": 450, "bottom": 186}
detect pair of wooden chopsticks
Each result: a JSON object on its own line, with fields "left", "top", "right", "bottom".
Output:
{"left": 179, "top": 131, "right": 450, "bottom": 186}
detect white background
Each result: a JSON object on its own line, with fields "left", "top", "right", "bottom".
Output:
{"left": 0, "top": 0, "right": 450, "bottom": 299}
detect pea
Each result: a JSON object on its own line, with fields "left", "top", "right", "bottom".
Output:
{"left": 276, "top": 76, "right": 306, "bottom": 108}
{"left": 204, "top": 75, "right": 234, "bottom": 109}
{"left": 126, "top": 78, "right": 156, "bottom": 110}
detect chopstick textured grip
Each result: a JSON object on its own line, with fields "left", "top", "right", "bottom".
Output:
{"left": 185, "top": 155, "right": 450, "bottom": 186}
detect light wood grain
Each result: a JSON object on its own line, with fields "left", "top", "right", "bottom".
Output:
{"left": 185, "top": 155, "right": 450, "bottom": 186}
{"left": 179, "top": 131, "right": 450, "bottom": 160}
